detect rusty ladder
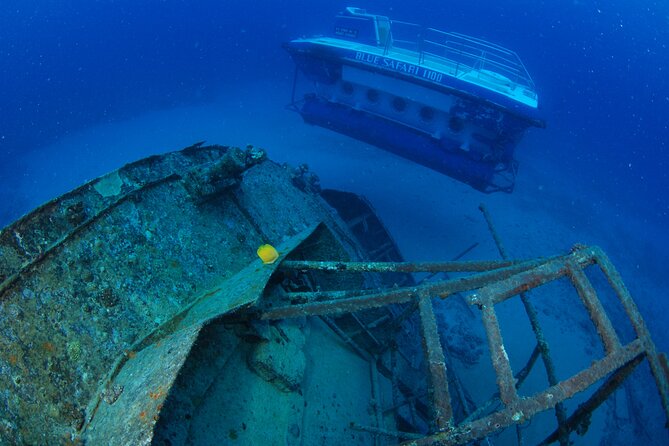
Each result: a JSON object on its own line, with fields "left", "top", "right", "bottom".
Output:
{"left": 260, "top": 208, "right": 669, "bottom": 445}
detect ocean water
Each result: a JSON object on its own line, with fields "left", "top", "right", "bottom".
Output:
{"left": 1, "top": 1, "right": 668, "bottom": 444}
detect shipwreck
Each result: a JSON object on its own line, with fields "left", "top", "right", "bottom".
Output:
{"left": 0, "top": 144, "right": 667, "bottom": 445}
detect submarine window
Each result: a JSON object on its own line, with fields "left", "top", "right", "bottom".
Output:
{"left": 449, "top": 116, "right": 464, "bottom": 133}
{"left": 420, "top": 106, "right": 435, "bottom": 122}
{"left": 366, "top": 89, "right": 379, "bottom": 103}
{"left": 392, "top": 97, "right": 407, "bottom": 112}
{"left": 341, "top": 82, "right": 354, "bottom": 96}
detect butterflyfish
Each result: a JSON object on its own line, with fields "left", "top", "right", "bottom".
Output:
{"left": 257, "top": 244, "right": 279, "bottom": 264}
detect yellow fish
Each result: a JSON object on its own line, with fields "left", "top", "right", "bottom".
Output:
{"left": 257, "top": 244, "right": 279, "bottom": 264}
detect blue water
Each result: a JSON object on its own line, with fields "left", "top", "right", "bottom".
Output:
{"left": 2, "top": 1, "right": 668, "bottom": 209}
{"left": 1, "top": 1, "right": 668, "bottom": 444}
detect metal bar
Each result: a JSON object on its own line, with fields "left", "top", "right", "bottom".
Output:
{"left": 418, "top": 242, "right": 481, "bottom": 284}
{"left": 390, "top": 347, "right": 402, "bottom": 419}
{"left": 567, "top": 263, "right": 621, "bottom": 354}
{"left": 279, "top": 259, "right": 518, "bottom": 273}
{"left": 400, "top": 339, "right": 645, "bottom": 446}
{"left": 593, "top": 247, "right": 669, "bottom": 424}
{"left": 378, "top": 360, "right": 430, "bottom": 426}
{"left": 442, "top": 345, "right": 473, "bottom": 418}
{"left": 593, "top": 247, "right": 649, "bottom": 339}
{"left": 479, "top": 203, "right": 570, "bottom": 445}
{"left": 516, "top": 424, "right": 524, "bottom": 446}
{"left": 319, "top": 316, "right": 371, "bottom": 361}
{"left": 378, "top": 300, "right": 420, "bottom": 354}
{"left": 350, "top": 422, "right": 423, "bottom": 441}
{"left": 480, "top": 299, "right": 518, "bottom": 406}
{"left": 383, "top": 391, "right": 430, "bottom": 415}
{"left": 370, "top": 356, "right": 383, "bottom": 446}
{"left": 263, "top": 285, "right": 417, "bottom": 320}
{"left": 264, "top": 258, "right": 551, "bottom": 320}
{"left": 351, "top": 313, "right": 382, "bottom": 348}
{"left": 463, "top": 344, "right": 540, "bottom": 424}
{"left": 466, "top": 255, "right": 579, "bottom": 307}
{"left": 452, "top": 242, "right": 479, "bottom": 261}
{"left": 366, "top": 314, "right": 391, "bottom": 329}
{"left": 320, "top": 300, "right": 436, "bottom": 428}
{"left": 479, "top": 204, "right": 509, "bottom": 258}
{"left": 418, "top": 293, "right": 453, "bottom": 430}
{"left": 515, "top": 344, "right": 541, "bottom": 389}
{"left": 286, "top": 288, "right": 367, "bottom": 302}
{"left": 538, "top": 353, "right": 645, "bottom": 446}
{"left": 519, "top": 287, "right": 570, "bottom": 446}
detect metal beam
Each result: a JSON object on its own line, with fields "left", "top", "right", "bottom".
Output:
{"left": 399, "top": 339, "right": 645, "bottom": 446}
{"left": 279, "top": 259, "right": 518, "bottom": 274}
{"left": 418, "top": 293, "right": 453, "bottom": 430}
{"left": 263, "top": 258, "right": 550, "bottom": 320}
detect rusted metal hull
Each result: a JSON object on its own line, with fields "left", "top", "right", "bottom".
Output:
{"left": 0, "top": 145, "right": 366, "bottom": 444}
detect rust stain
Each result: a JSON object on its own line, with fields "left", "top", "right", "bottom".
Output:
{"left": 149, "top": 387, "right": 165, "bottom": 400}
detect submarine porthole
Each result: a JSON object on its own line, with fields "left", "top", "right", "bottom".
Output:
{"left": 392, "top": 97, "right": 407, "bottom": 113}
{"left": 420, "top": 106, "right": 435, "bottom": 122}
{"left": 341, "top": 82, "right": 354, "bottom": 95}
{"left": 366, "top": 89, "right": 379, "bottom": 103}
{"left": 449, "top": 116, "right": 464, "bottom": 133}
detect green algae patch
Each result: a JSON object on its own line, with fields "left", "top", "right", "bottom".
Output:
{"left": 94, "top": 171, "right": 123, "bottom": 197}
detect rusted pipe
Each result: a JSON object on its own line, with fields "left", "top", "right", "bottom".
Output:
{"left": 319, "top": 316, "right": 371, "bottom": 361}
{"left": 480, "top": 299, "right": 518, "bottom": 406}
{"left": 479, "top": 203, "right": 571, "bottom": 445}
{"left": 463, "top": 344, "right": 541, "bottom": 424}
{"left": 418, "top": 293, "right": 454, "bottom": 430}
{"left": 400, "top": 339, "right": 645, "bottom": 446}
{"left": 264, "top": 258, "right": 551, "bottom": 320}
{"left": 567, "top": 262, "right": 621, "bottom": 354}
{"left": 349, "top": 422, "right": 423, "bottom": 440}
{"left": 478, "top": 203, "right": 509, "bottom": 258}
{"left": 279, "top": 259, "right": 518, "bottom": 273}
{"left": 370, "top": 356, "right": 383, "bottom": 446}
{"left": 538, "top": 353, "right": 645, "bottom": 445}
{"left": 593, "top": 247, "right": 669, "bottom": 425}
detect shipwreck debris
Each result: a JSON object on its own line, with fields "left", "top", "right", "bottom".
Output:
{"left": 267, "top": 246, "right": 669, "bottom": 445}
{"left": 0, "top": 143, "right": 666, "bottom": 446}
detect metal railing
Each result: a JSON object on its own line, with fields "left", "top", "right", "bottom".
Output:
{"left": 385, "top": 21, "right": 536, "bottom": 92}
{"left": 261, "top": 205, "right": 669, "bottom": 446}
